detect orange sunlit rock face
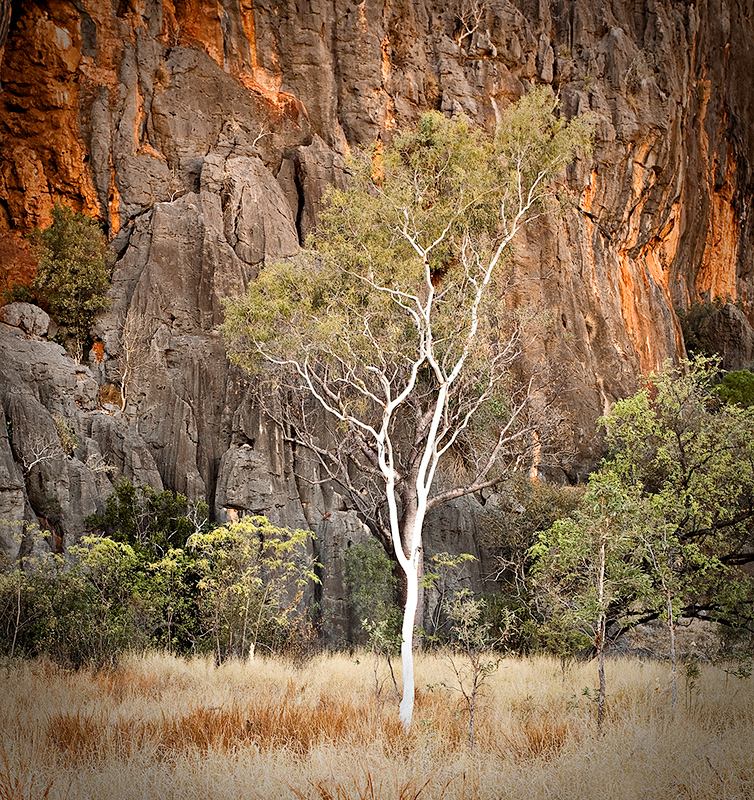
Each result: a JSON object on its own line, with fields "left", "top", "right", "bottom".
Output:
{"left": 616, "top": 201, "right": 685, "bottom": 374}
{"left": 0, "top": 0, "right": 301, "bottom": 242}
{"left": 0, "top": 0, "right": 751, "bottom": 432}
{"left": 696, "top": 148, "right": 740, "bottom": 302}
{"left": 693, "top": 78, "right": 740, "bottom": 305}
{"left": 0, "top": 232, "right": 37, "bottom": 296}
{"left": 165, "top": 0, "right": 285, "bottom": 101}
{"left": 91, "top": 339, "right": 104, "bottom": 362}
{"left": 0, "top": 3, "right": 99, "bottom": 232}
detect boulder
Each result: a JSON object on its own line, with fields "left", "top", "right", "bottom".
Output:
{"left": 0, "top": 302, "right": 50, "bottom": 337}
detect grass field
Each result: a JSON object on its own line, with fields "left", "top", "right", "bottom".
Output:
{"left": 1, "top": 650, "right": 753, "bottom": 799}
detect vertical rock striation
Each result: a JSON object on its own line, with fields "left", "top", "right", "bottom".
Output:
{"left": 1, "top": 0, "right": 753, "bottom": 637}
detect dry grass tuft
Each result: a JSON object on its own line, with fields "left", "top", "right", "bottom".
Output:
{"left": 499, "top": 712, "right": 579, "bottom": 761}
{"left": 1, "top": 651, "right": 753, "bottom": 799}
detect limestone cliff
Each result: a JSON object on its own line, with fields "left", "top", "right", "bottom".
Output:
{"left": 1, "top": 0, "right": 753, "bottom": 640}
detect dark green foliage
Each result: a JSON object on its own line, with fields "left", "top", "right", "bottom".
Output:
{"left": 602, "top": 359, "right": 754, "bottom": 559}
{"left": 600, "top": 359, "right": 754, "bottom": 631}
{"left": 675, "top": 299, "right": 721, "bottom": 356}
{"left": 86, "top": 478, "right": 209, "bottom": 556}
{"left": 344, "top": 539, "right": 400, "bottom": 648}
{"left": 2, "top": 282, "right": 35, "bottom": 304}
{"left": 479, "top": 477, "right": 584, "bottom": 653}
{"left": 30, "top": 204, "right": 112, "bottom": 359}
{"left": 714, "top": 369, "right": 754, "bottom": 407}
{"left": 531, "top": 358, "right": 754, "bottom": 662}
{"left": 0, "top": 531, "right": 157, "bottom": 667}
{"left": 2, "top": 502, "right": 318, "bottom": 666}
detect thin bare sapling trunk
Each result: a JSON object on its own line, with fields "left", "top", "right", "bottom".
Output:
{"left": 668, "top": 590, "right": 677, "bottom": 712}
{"left": 596, "top": 529, "right": 607, "bottom": 733}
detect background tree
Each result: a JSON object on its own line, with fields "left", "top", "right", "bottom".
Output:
{"left": 343, "top": 539, "right": 400, "bottom": 658}
{"left": 530, "top": 359, "right": 754, "bottom": 722}
{"left": 602, "top": 358, "right": 754, "bottom": 632}
{"left": 344, "top": 539, "right": 402, "bottom": 697}
{"left": 31, "top": 204, "right": 111, "bottom": 361}
{"left": 530, "top": 471, "right": 653, "bottom": 731}
{"left": 221, "top": 87, "right": 593, "bottom": 729}
{"left": 714, "top": 369, "right": 754, "bottom": 408}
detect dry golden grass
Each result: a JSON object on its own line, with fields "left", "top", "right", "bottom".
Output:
{"left": 1, "top": 651, "right": 753, "bottom": 799}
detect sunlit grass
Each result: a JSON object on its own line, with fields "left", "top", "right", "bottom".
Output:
{"left": 1, "top": 651, "right": 752, "bottom": 799}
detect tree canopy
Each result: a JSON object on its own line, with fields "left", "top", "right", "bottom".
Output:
{"left": 31, "top": 204, "right": 111, "bottom": 360}
{"left": 601, "top": 358, "right": 754, "bottom": 626}
{"left": 221, "top": 87, "right": 593, "bottom": 729}
{"left": 532, "top": 359, "right": 754, "bottom": 667}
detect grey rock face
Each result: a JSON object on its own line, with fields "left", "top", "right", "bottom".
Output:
{"left": 1, "top": 0, "right": 754, "bottom": 641}
{"left": 0, "top": 400, "right": 26, "bottom": 561}
{"left": 0, "top": 320, "right": 161, "bottom": 551}
{"left": 701, "top": 304, "right": 754, "bottom": 371}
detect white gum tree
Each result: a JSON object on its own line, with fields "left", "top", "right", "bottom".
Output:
{"left": 221, "top": 87, "right": 593, "bottom": 730}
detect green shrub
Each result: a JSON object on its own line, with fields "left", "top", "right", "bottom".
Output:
{"left": 1, "top": 510, "right": 319, "bottom": 666}
{"left": 86, "top": 478, "right": 209, "bottom": 556}
{"left": 0, "top": 527, "right": 154, "bottom": 667}
{"left": 30, "top": 204, "right": 112, "bottom": 360}
{"left": 714, "top": 369, "right": 754, "bottom": 407}
{"left": 2, "top": 282, "right": 35, "bottom": 304}
{"left": 343, "top": 539, "right": 400, "bottom": 647}
{"left": 54, "top": 416, "right": 78, "bottom": 456}
{"left": 189, "top": 517, "right": 320, "bottom": 661}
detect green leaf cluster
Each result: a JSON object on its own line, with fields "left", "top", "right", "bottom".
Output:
{"left": 714, "top": 369, "right": 754, "bottom": 408}
{"left": 86, "top": 477, "right": 209, "bottom": 556}
{"left": 600, "top": 358, "right": 754, "bottom": 626}
{"left": 30, "top": 204, "right": 112, "bottom": 359}
{"left": 603, "top": 358, "right": 754, "bottom": 559}
{"left": 530, "top": 358, "right": 754, "bottom": 656}
{"left": 189, "top": 516, "right": 320, "bottom": 660}
{"left": 344, "top": 538, "right": 400, "bottom": 648}
{"left": 0, "top": 526, "right": 165, "bottom": 667}
{"left": 530, "top": 470, "right": 654, "bottom": 654}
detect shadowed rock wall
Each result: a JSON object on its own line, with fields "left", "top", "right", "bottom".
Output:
{"left": 1, "top": 0, "right": 753, "bottom": 639}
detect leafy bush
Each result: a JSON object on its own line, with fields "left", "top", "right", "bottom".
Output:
{"left": 30, "top": 204, "right": 112, "bottom": 360}
{"left": 714, "top": 369, "right": 754, "bottom": 407}
{"left": 530, "top": 358, "right": 754, "bottom": 664}
{"left": 2, "top": 503, "right": 319, "bottom": 666}
{"left": 86, "top": 478, "right": 209, "bottom": 556}
{"left": 343, "top": 539, "right": 400, "bottom": 647}
{"left": 0, "top": 526, "right": 154, "bottom": 667}
{"left": 478, "top": 476, "right": 584, "bottom": 653}
{"left": 2, "top": 282, "right": 35, "bottom": 304}
{"left": 189, "top": 517, "right": 320, "bottom": 661}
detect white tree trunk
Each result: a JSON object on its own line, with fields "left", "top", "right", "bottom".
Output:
{"left": 398, "top": 553, "right": 420, "bottom": 730}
